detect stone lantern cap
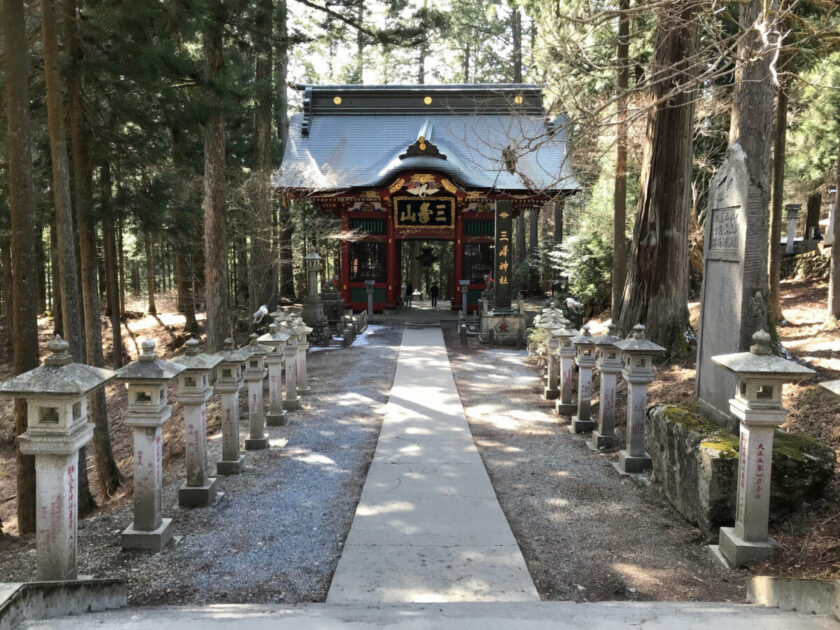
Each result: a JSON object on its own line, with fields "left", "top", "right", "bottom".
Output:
{"left": 0, "top": 336, "right": 115, "bottom": 397}
{"left": 571, "top": 326, "right": 596, "bottom": 348}
{"left": 550, "top": 324, "right": 575, "bottom": 340}
{"left": 215, "top": 337, "right": 254, "bottom": 364}
{"left": 294, "top": 321, "right": 314, "bottom": 336}
{"left": 245, "top": 333, "right": 273, "bottom": 357}
{"left": 591, "top": 323, "right": 623, "bottom": 349}
{"left": 176, "top": 338, "right": 222, "bottom": 373}
{"left": 116, "top": 339, "right": 186, "bottom": 382}
{"left": 712, "top": 330, "right": 814, "bottom": 379}
{"left": 538, "top": 313, "right": 563, "bottom": 330}
{"left": 820, "top": 380, "right": 840, "bottom": 397}
{"left": 305, "top": 252, "right": 323, "bottom": 268}
{"left": 258, "top": 323, "right": 292, "bottom": 348}
{"left": 615, "top": 324, "right": 666, "bottom": 355}
{"left": 271, "top": 309, "right": 291, "bottom": 324}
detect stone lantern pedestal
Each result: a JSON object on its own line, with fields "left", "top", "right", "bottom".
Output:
{"left": 570, "top": 327, "right": 597, "bottom": 433}
{"left": 537, "top": 307, "right": 563, "bottom": 400}
{"left": 554, "top": 322, "right": 578, "bottom": 416}
{"left": 259, "top": 323, "right": 292, "bottom": 427}
{"left": 243, "top": 334, "right": 272, "bottom": 450}
{"left": 174, "top": 338, "right": 222, "bottom": 507}
{"left": 282, "top": 325, "right": 301, "bottom": 410}
{"left": 214, "top": 338, "right": 251, "bottom": 475}
{"left": 293, "top": 318, "right": 314, "bottom": 396}
{"left": 0, "top": 336, "right": 114, "bottom": 580}
{"left": 116, "top": 339, "right": 185, "bottom": 551}
{"left": 711, "top": 330, "right": 815, "bottom": 567}
{"left": 615, "top": 324, "right": 665, "bottom": 473}
{"left": 459, "top": 279, "right": 470, "bottom": 313}
{"left": 591, "top": 325, "right": 623, "bottom": 450}
{"left": 785, "top": 204, "right": 800, "bottom": 254}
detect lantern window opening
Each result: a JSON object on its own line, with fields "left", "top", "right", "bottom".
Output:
{"left": 636, "top": 358, "right": 646, "bottom": 368}
{"left": 72, "top": 401, "right": 82, "bottom": 419}
{"left": 186, "top": 376, "right": 196, "bottom": 388}
{"left": 250, "top": 360, "right": 258, "bottom": 368}
{"left": 137, "top": 391, "right": 152, "bottom": 403}
{"left": 159, "top": 387, "right": 165, "bottom": 400}
{"left": 740, "top": 382, "right": 747, "bottom": 397}
{"left": 757, "top": 385, "right": 774, "bottom": 400}
{"left": 40, "top": 406, "right": 59, "bottom": 425}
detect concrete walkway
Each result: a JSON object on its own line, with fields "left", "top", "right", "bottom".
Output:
{"left": 22, "top": 602, "right": 840, "bottom": 629}
{"left": 327, "top": 326, "right": 539, "bottom": 603}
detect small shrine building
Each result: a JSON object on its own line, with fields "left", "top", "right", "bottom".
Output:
{"left": 273, "top": 83, "right": 578, "bottom": 312}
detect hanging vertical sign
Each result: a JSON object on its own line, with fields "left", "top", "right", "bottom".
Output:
{"left": 494, "top": 200, "right": 513, "bottom": 311}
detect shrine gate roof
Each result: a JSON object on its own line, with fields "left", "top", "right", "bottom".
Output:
{"left": 272, "top": 84, "right": 579, "bottom": 194}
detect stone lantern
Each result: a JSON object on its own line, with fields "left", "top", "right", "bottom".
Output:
{"left": 242, "top": 334, "right": 273, "bottom": 450}
{"left": 553, "top": 322, "right": 577, "bottom": 416}
{"left": 570, "top": 326, "right": 597, "bottom": 434}
{"left": 116, "top": 339, "right": 185, "bottom": 551}
{"left": 174, "top": 338, "right": 222, "bottom": 507}
{"left": 0, "top": 336, "right": 114, "bottom": 580}
{"left": 281, "top": 322, "right": 301, "bottom": 410}
{"left": 305, "top": 252, "right": 323, "bottom": 298}
{"left": 785, "top": 203, "right": 800, "bottom": 254}
{"left": 538, "top": 311, "right": 563, "bottom": 400}
{"left": 592, "top": 324, "right": 623, "bottom": 449}
{"left": 711, "top": 330, "right": 814, "bottom": 567}
{"left": 213, "top": 338, "right": 252, "bottom": 475}
{"left": 614, "top": 324, "right": 665, "bottom": 473}
{"left": 293, "top": 318, "right": 314, "bottom": 396}
{"left": 258, "top": 323, "right": 292, "bottom": 427}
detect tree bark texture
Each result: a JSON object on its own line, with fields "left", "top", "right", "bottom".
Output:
{"left": 529, "top": 208, "right": 539, "bottom": 257}
{"left": 612, "top": 0, "right": 629, "bottom": 320}
{"left": 144, "top": 230, "right": 157, "bottom": 315}
{"left": 553, "top": 197, "right": 564, "bottom": 245}
{"left": 511, "top": 7, "right": 522, "bottom": 83}
{"left": 769, "top": 81, "right": 788, "bottom": 322}
{"left": 1, "top": 0, "right": 39, "bottom": 526}
{"left": 41, "top": 0, "right": 84, "bottom": 359}
{"left": 618, "top": 1, "right": 700, "bottom": 352}
{"left": 829, "top": 156, "right": 840, "bottom": 319}
{"left": 203, "top": 0, "right": 230, "bottom": 351}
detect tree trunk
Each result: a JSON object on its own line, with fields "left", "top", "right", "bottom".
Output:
{"left": 1, "top": 239, "right": 13, "bottom": 355}
{"left": 463, "top": 44, "right": 470, "bottom": 82}
{"left": 50, "top": 222, "right": 63, "bottom": 336}
{"left": 250, "top": 0, "right": 274, "bottom": 313}
{"left": 144, "top": 230, "right": 157, "bottom": 315}
{"left": 769, "top": 80, "right": 788, "bottom": 323}
{"left": 274, "top": 2, "right": 294, "bottom": 302}
{"left": 1, "top": 0, "right": 38, "bottom": 526}
{"left": 355, "top": 0, "right": 364, "bottom": 83}
{"left": 66, "top": 0, "right": 121, "bottom": 499}
{"left": 727, "top": 0, "right": 779, "bottom": 335}
{"left": 612, "top": 0, "right": 629, "bottom": 320}
{"left": 36, "top": 227, "right": 47, "bottom": 314}
{"left": 101, "top": 165, "right": 123, "bottom": 366}
{"left": 829, "top": 155, "right": 840, "bottom": 319}
{"left": 511, "top": 7, "right": 522, "bottom": 83}
{"left": 117, "top": 217, "right": 126, "bottom": 315}
{"left": 203, "top": 0, "right": 230, "bottom": 352}
{"left": 618, "top": 0, "right": 700, "bottom": 353}
{"left": 41, "top": 0, "right": 84, "bottom": 358}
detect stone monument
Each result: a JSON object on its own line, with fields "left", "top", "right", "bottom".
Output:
{"left": 242, "top": 334, "right": 272, "bottom": 450}
{"left": 592, "top": 324, "right": 623, "bottom": 449}
{"left": 570, "top": 326, "right": 597, "bottom": 433}
{"left": 696, "top": 143, "right": 770, "bottom": 431}
{"left": 785, "top": 204, "right": 800, "bottom": 255}
{"left": 258, "top": 323, "right": 292, "bottom": 426}
{"left": 116, "top": 339, "right": 185, "bottom": 551}
{"left": 0, "top": 336, "right": 114, "bottom": 579}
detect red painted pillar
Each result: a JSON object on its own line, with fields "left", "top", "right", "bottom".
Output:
{"left": 340, "top": 214, "right": 350, "bottom": 304}
{"left": 386, "top": 213, "right": 396, "bottom": 308}
{"left": 453, "top": 209, "right": 464, "bottom": 310}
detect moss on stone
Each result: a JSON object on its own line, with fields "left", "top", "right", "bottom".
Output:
{"left": 774, "top": 431, "right": 835, "bottom": 463}
{"left": 700, "top": 437, "right": 740, "bottom": 458}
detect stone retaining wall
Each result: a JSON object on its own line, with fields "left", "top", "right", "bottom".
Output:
{"left": 646, "top": 404, "right": 835, "bottom": 541}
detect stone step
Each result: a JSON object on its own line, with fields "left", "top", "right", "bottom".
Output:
{"left": 21, "top": 601, "right": 840, "bottom": 630}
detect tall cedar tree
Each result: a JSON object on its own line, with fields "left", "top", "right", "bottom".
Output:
{"left": 65, "top": 0, "right": 123, "bottom": 496}
{"left": 617, "top": 0, "right": 701, "bottom": 352}
{"left": 203, "top": 0, "right": 230, "bottom": 351}
{"left": 611, "top": 0, "right": 629, "bottom": 319}
{"left": 4, "top": 0, "right": 40, "bottom": 533}
{"left": 41, "top": 0, "right": 96, "bottom": 512}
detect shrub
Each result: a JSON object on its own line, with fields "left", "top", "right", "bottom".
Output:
{"left": 546, "top": 234, "right": 613, "bottom": 316}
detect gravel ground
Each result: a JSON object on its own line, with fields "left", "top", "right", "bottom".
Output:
{"left": 0, "top": 322, "right": 403, "bottom": 605}
{"left": 442, "top": 322, "right": 748, "bottom": 603}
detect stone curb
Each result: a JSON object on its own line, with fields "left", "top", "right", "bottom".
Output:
{"left": 747, "top": 576, "right": 840, "bottom": 620}
{"left": 0, "top": 578, "right": 126, "bottom": 630}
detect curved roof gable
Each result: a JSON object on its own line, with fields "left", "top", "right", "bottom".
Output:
{"left": 273, "top": 84, "right": 579, "bottom": 194}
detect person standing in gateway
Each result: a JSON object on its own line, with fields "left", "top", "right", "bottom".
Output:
{"left": 430, "top": 284, "right": 439, "bottom": 309}
{"left": 405, "top": 282, "right": 413, "bottom": 308}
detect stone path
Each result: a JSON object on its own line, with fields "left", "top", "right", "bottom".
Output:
{"left": 326, "top": 326, "right": 539, "bottom": 603}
